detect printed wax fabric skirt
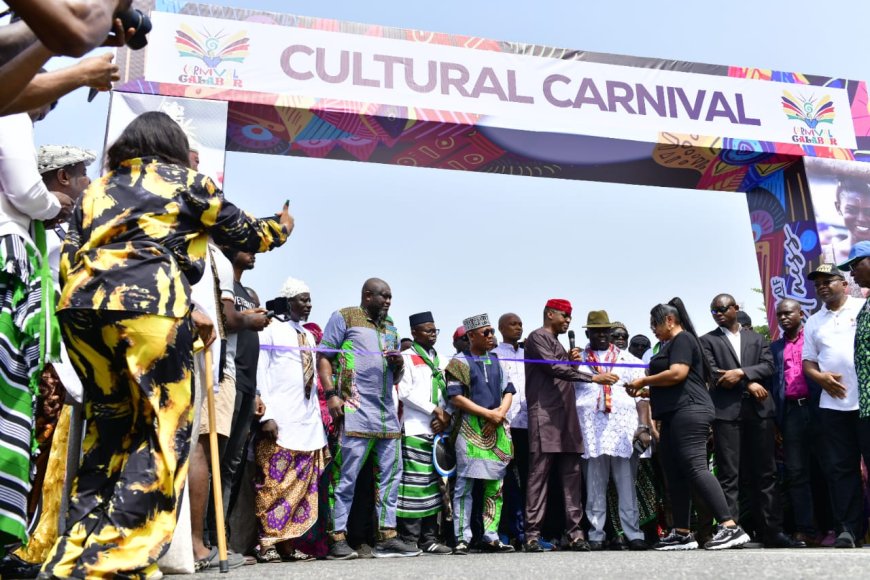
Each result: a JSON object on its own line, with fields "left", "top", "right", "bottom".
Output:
{"left": 255, "top": 438, "right": 330, "bottom": 547}
{"left": 455, "top": 415, "right": 513, "bottom": 480}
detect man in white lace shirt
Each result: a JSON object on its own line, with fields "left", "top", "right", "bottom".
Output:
{"left": 574, "top": 310, "right": 651, "bottom": 551}
{"left": 493, "top": 313, "right": 527, "bottom": 545}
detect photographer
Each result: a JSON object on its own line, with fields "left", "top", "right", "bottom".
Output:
{"left": 6, "top": 0, "right": 137, "bottom": 57}
{"left": 0, "top": 0, "right": 145, "bottom": 113}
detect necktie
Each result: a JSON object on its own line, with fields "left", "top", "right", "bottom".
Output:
{"left": 299, "top": 330, "right": 314, "bottom": 398}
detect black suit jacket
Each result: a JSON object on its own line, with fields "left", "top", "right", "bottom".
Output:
{"left": 700, "top": 327, "right": 775, "bottom": 420}
{"left": 767, "top": 335, "right": 822, "bottom": 428}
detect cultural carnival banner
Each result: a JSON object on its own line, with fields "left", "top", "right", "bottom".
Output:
{"left": 110, "top": 1, "right": 870, "bottom": 336}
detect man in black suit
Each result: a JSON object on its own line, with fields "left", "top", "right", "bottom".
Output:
{"left": 768, "top": 298, "right": 824, "bottom": 546}
{"left": 700, "top": 293, "right": 799, "bottom": 548}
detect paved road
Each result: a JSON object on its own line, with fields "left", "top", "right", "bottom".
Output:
{"left": 187, "top": 548, "right": 870, "bottom": 579}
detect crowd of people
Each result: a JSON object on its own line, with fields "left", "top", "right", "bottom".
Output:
{"left": 1, "top": 2, "right": 870, "bottom": 579}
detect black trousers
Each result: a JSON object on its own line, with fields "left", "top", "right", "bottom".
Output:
{"left": 712, "top": 398, "right": 782, "bottom": 538}
{"left": 660, "top": 406, "right": 732, "bottom": 530}
{"left": 397, "top": 514, "right": 439, "bottom": 547}
{"left": 818, "top": 408, "right": 870, "bottom": 537}
{"left": 499, "top": 427, "right": 529, "bottom": 542}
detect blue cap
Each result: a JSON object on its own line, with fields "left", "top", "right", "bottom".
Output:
{"left": 838, "top": 241, "right": 870, "bottom": 271}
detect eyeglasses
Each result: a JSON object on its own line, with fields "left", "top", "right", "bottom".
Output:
{"left": 420, "top": 328, "right": 440, "bottom": 336}
{"left": 813, "top": 278, "right": 843, "bottom": 288}
{"left": 611, "top": 332, "right": 629, "bottom": 340}
{"left": 481, "top": 329, "right": 495, "bottom": 337}
{"left": 710, "top": 305, "right": 734, "bottom": 315}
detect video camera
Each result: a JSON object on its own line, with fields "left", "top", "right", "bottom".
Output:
{"left": 117, "top": 8, "right": 152, "bottom": 50}
{"left": 264, "top": 297, "right": 290, "bottom": 321}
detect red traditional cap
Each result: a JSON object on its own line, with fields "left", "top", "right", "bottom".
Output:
{"left": 546, "top": 298, "right": 573, "bottom": 316}
{"left": 452, "top": 325, "right": 467, "bottom": 341}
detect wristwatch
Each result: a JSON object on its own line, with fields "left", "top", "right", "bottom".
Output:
{"left": 637, "top": 424, "right": 651, "bottom": 433}
{"left": 324, "top": 389, "right": 342, "bottom": 400}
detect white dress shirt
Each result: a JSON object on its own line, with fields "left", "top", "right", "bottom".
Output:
{"left": 803, "top": 296, "right": 863, "bottom": 412}
{"left": 494, "top": 342, "right": 527, "bottom": 429}
{"left": 722, "top": 326, "right": 742, "bottom": 365}
{"left": 258, "top": 320, "right": 327, "bottom": 451}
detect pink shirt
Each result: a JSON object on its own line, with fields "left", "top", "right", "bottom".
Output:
{"left": 784, "top": 328, "right": 809, "bottom": 400}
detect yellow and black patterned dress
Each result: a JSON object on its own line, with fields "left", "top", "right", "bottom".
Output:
{"left": 42, "top": 157, "right": 288, "bottom": 579}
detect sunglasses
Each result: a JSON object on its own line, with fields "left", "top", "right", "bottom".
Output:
{"left": 480, "top": 329, "right": 496, "bottom": 337}
{"left": 710, "top": 305, "right": 734, "bottom": 315}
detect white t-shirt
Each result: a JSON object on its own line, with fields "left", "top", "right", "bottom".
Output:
{"left": 803, "top": 296, "right": 863, "bottom": 411}
{"left": 210, "top": 244, "right": 236, "bottom": 380}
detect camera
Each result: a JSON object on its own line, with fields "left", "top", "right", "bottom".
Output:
{"left": 117, "top": 8, "right": 152, "bottom": 50}
{"left": 264, "top": 297, "right": 290, "bottom": 321}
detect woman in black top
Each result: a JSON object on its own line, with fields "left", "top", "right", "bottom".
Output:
{"left": 627, "top": 298, "right": 749, "bottom": 551}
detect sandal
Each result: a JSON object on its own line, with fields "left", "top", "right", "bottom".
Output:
{"left": 256, "top": 546, "right": 282, "bottom": 563}
{"left": 194, "top": 547, "right": 218, "bottom": 573}
{"left": 281, "top": 549, "right": 315, "bottom": 562}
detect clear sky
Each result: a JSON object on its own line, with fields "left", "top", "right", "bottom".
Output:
{"left": 30, "top": 0, "right": 870, "bottom": 348}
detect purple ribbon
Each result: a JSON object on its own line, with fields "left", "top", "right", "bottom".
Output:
{"left": 259, "top": 344, "right": 648, "bottom": 369}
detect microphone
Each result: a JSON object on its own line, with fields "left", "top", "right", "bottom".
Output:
{"left": 568, "top": 330, "right": 576, "bottom": 351}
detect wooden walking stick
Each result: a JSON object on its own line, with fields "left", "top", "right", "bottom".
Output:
{"left": 203, "top": 348, "right": 229, "bottom": 573}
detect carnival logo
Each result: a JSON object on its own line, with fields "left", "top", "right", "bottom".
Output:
{"left": 175, "top": 24, "right": 249, "bottom": 88}
{"left": 781, "top": 90, "right": 838, "bottom": 146}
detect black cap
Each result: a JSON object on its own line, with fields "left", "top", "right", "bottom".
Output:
{"left": 409, "top": 311, "right": 434, "bottom": 327}
{"left": 807, "top": 263, "right": 846, "bottom": 281}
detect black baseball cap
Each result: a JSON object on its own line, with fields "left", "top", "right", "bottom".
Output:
{"left": 807, "top": 263, "right": 846, "bottom": 281}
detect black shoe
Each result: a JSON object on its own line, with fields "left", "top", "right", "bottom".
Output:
{"left": 420, "top": 542, "right": 453, "bottom": 555}
{"left": 704, "top": 525, "right": 750, "bottom": 550}
{"left": 653, "top": 529, "right": 698, "bottom": 551}
{"left": 1, "top": 554, "right": 41, "bottom": 579}
{"left": 628, "top": 539, "right": 649, "bottom": 551}
{"left": 834, "top": 531, "right": 857, "bottom": 549}
{"left": 480, "top": 540, "right": 515, "bottom": 553}
{"left": 567, "top": 539, "right": 591, "bottom": 552}
{"left": 374, "top": 536, "right": 422, "bottom": 558}
{"left": 588, "top": 540, "right": 606, "bottom": 551}
{"left": 524, "top": 539, "right": 544, "bottom": 553}
{"left": 453, "top": 541, "right": 469, "bottom": 555}
{"left": 327, "top": 539, "right": 359, "bottom": 560}
{"left": 765, "top": 532, "right": 805, "bottom": 549}
{"left": 609, "top": 536, "right": 629, "bottom": 551}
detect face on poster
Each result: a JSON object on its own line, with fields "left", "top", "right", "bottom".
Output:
{"left": 105, "top": 92, "right": 229, "bottom": 185}
{"left": 804, "top": 156, "right": 870, "bottom": 298}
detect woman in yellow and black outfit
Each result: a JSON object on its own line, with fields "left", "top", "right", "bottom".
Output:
{"left": 40, "top": 111, "right": 293, "bottom": 579}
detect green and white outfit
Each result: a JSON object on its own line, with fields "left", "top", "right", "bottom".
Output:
{"left": 396, "top": 344, "right": 450, "bottom": 545}
{"left": 445, "top": 352, "right": 515, "bottom": 543}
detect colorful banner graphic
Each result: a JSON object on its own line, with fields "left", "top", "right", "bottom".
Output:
{"left": 106, "top": 92, "right": 228, "bottom": 185}
{"left": 804, "top": 156, "right": 870, "bottom": 298}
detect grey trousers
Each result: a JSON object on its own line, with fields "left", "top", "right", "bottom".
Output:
{"left": 585, "top": 454, "right": 643, "bottom": 541}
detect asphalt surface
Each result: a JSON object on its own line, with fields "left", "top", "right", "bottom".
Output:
{"left": 187, "top": 548, "right": 870, "bottom": 579}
